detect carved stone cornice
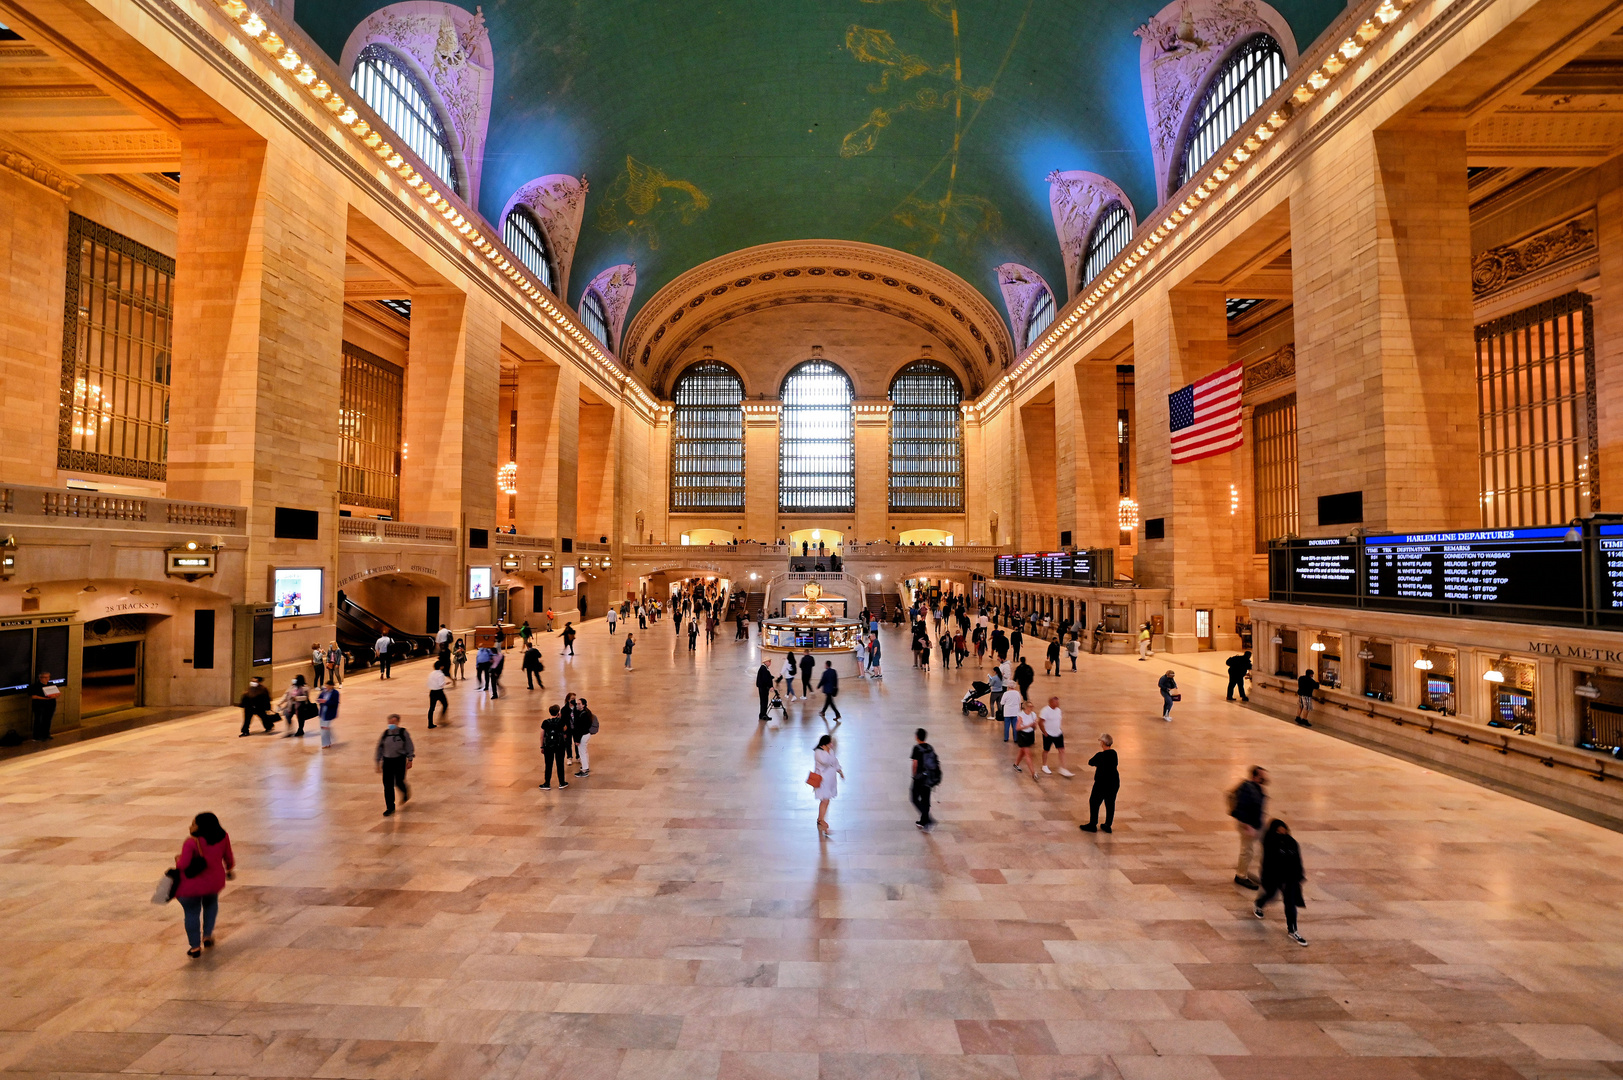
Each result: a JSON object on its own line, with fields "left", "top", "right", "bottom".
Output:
{"left": 1471, "top": 211, "right": 1597, "bottom": 299}
{"left": 1242, "top": 343, "right": 1294, "bottom": 393}
{"left": 0, "top": 141, "right": 79, "bottom": 200}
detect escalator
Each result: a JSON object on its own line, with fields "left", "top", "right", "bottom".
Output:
{"left": 336, "top": 591, "right": 437, "bottom": 672}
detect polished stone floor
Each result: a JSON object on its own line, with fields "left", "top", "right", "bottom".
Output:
{"left": 3, "top": 619, "right": 1623, "bottom": 1080}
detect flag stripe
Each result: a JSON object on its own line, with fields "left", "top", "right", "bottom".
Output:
{"left": 1169, "top": 361, "right": 1244, "bottom": 464}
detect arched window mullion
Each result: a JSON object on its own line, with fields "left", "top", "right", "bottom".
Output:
{"left": 580, "top": 290, "right": 612, "bottom": 350}
{"left": 1024, "top": 289, "right": 1056, "bottom": 350}
{"left": 670, "top": 361, "right": 745, "bottom": 513}
{"left": 351, "top": 44, "right": 459, "bottom": 197}
{"left": 1082, "top": 203, "right": 1133, "bottom": 288}
{"left": 889, "top": 360, "right": 963, "bottom": 512}
{"left": 502, "top": 207, "right": 556, "bottom": 293}
{"left": 1176, "top": 35, "right": 1286, "bottom": 192}
{"left": 779, "top": 360, "right": 855, "bottom": 513}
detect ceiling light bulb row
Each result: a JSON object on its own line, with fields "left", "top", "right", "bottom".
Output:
{"left": 208, "top": 0, "right": 662, "bottom": 421}
{"left": 988, "top": 0, "right": 1420, "bottom": 406}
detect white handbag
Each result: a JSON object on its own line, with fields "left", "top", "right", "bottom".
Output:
{"left": 151, "top": 868, "right": 178, "bottom": 905}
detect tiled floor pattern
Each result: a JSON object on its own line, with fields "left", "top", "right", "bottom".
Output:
{"left": 2, "top": 620, "right": 1622, "bottom": 1080}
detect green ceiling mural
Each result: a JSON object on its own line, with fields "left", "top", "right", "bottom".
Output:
{"left": 296, "top": 0, "right": 1344, "bottom": 330}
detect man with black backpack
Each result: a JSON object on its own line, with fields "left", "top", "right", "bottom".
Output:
{"left": 910, "top": 728, "right": 942, "bottom": 829}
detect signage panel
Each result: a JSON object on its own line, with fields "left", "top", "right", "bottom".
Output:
{"left": 1363, "top": 528, "right": 1582, "bottom": 610}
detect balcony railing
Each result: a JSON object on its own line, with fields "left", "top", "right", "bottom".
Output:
{"left": 340, "top": 517, "right": 458, "bottom": 544}
{"left": 1, "top": 484, "right": 245, "bottom": 532}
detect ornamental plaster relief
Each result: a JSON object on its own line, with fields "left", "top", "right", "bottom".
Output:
{"left": 1471, "top": 212, "right": 1597, "bottom": 300}
{"left": 1046, "top": 171, "right": 1134, "bottom": 300}
{"left": 584, "top": 263, "right": 637, "bottom": 355}
{"left": 500, "top": 174, "right": 587, "bottom": 299}
{"left": 1136, "top": 0, "right": 1295, "bottom": 202}
{"left": 340, "top": 2, "right": 494, "bottom": 205}
{"left": 995, "top": 263, "right": 1053, "bottom": 352}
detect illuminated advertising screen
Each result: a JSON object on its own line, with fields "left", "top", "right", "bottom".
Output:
{"left": 272, "top": 568, "right": 323, "bottom": 618}
{"left": 560, "top": 566, "right": 576, "bottom": 592}
{"left": 468, "top": 566, "right": 493, "bottom": 601}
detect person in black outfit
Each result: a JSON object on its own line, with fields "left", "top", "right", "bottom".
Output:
{"left": 817, "top": 661, "right": 841, "bottom": 721}
{"left": 238, "top": 676, "right": 274, "bottom": 736}
{"left": 990, "top": 628, "right": 1008, "bottom": 662}
{"left": 1011, "top": 628, "right": 1023, "bottom": 661}
{"left": 1225, "top": 650, "right": 1252, "bottom": 702}
{"left": 799, "top": 652, "right": 815, "bottom": 697}
{"left": 523, "top": 644, "right": 545, "bottom": 689}
{"left": 1230, "top": 766, "right": 1269, "bottom": 887}
{"left": 910, "top": 728, "right": 941, "bottom": 829}
{"left": 687, "top": 621, "right": 699, "bottom": 651}
{"left": 1295, "top": 669, "right": 1319, "bottom": 727}
{"left": 755, "top": 660, "right": 775, "bottom": 720}
{"left": 1014, "top": 657, "right": 1034, "bottom": 699}
{"left": 374, "top": 715, "right": 414, "bottom": 816}
{"left": 1079, "top": 733, "right": 1119, "bottom": 833}
{"left": 1254, "top": 819, "right": 1308, "bottom": 946}
{"left": 538, "top": 705, "right": 570, "bottom": 789}
{"left": 1046, "top": 638, "right": 1062, "bottom": 678}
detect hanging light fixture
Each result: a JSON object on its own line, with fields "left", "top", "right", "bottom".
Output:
{"left": 1482, "top": 669, "right": 1505, "bottom": 683}
{"left": 1118, "top": 497, "right": 1139, "bottom": 531}
{"left": 1413, "top": 658, "right": 1434, "bottom": 671}
{"left": 498, "top": 461, "right": 518, "bottom": 496}
{"left": 1356, "top": 647, "right": 1374, "bottom": 660}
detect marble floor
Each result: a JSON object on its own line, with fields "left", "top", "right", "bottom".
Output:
{"left": 3, "top": 620, "right": 1623, "bottom": 1080}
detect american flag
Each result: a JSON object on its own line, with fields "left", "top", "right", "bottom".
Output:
{"left": 1168, "top": 361, "right": 1244, "bottom": 463}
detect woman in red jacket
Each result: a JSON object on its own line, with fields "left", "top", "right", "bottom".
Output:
{"left": 174, "top": 812, "right": 234, "bottom": 958}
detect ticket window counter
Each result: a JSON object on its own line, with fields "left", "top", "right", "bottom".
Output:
{"left": 1360, "top": 640, "right": 1393, "bottom": 702}
{"left": 1485, "top": 659, "right": 1536, "bottom": 735}
{"left": 1310, "top": 633, "right": 1341, "bottom": 689}
{"left": 1274, "top": 629, "right": 1298, "bottom": 678}
{"left": 1101, "top": 604, "right": 1128, "bottom": 634}
{"left": 1578, "top": 673, "right": 1623, "bottom": 753}
{"left": 1416, "top": 649, "right": 1457, "bottom": 715}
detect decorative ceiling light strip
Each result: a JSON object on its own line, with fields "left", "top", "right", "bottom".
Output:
{"left": 985, "top": 0, "right": 1418, "bottom": 408}
{"left": 207, "top": 0, "right": 660, "bottom": 418}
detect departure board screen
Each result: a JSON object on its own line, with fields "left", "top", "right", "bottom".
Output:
{"left": 1034, "top": 552, "right": 1072, "bottom": 581}
{"left": 994, "top": 551, "right": 1101, "bottom": 584}
{"left": 1289, "top": 540, "right": 1359, "bottom": 598}
{"left": 1364, "top": 528, "right": 1582, "bottom": 610}
{"left": 1596, "top": 524, "right": 1623, "bottom": 609}
{"left": 1071, "top": 551, "right": 1094, "bottom": 584}
{"left": 995, "top": 555, "right": 1015, "bottom": 578}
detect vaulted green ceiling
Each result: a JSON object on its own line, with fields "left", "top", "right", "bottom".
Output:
{"left": 297, "top": 0, "right": 1342, "bottom": 327}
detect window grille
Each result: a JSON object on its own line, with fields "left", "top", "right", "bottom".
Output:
{"left": 580, "top": 289, "right": 611, "bottom": 349}
{"left": 1117, "top": 366, "right": 1133, "bottom": 498}
{"left": 351, "top": 44, "right": 459, "bottom": 196}
{"left": 779, "top": 360, "right": 855, "bottom": 513}
{"left": 1177, "top": 35, "right": 1285, "bottom": 191}
{"left": 1082, "top": 204, "right": 1132, "bottom": 288}
{"left": 338, "top": 342, "right": 404, "bottom": 515}
{"left": 670, "top": 362, "right": 745, "bottom": 512}
{"left": 1023, "top": 289, "right": 1055, "bottom": 349}
{"left": 1252, "top": 393, "right": 1298, "bottom": 550}
{"left": 502, "top": 207, "right": 556, "bottom": 293}
{"left": 1226, "top": 297, "right": 1265, "bottom": 320}
{"left": 888, "top": 360, "right": 963, "bottom": 512}
{"left": 376, "top": 298, "right": 411, "bottom": 320}
{"left": 59, "top": 214, "right": 174, "bottom": 479}
{"left": 1476, "top": 292, "right": 1598, "bottom": 527}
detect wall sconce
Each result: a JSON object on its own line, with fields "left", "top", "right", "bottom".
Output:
{"left": 1270, "top": 633, "right": 1282, "bottom": 644}
{"left": 1576, "top": 676, "right": 1601, "bottom": 699}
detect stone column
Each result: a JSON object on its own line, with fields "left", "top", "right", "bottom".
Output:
{"left": 514, "top": 360, "right": 578, "bottom": 544}
{"left": 962, "top": 411, "right": 986, "bottom": 545}
{"left": 1017, "top": 398, "right": 1056, "bottom": 550}
{"left": 577, "top": 397, "right": 616, "bottom": 545}
{"left": 167, "top": 133, "right": 346, "bottom": 651}
{"left": 854, "top": 403, "right": 890, "bottom": 543}
{"left": 1056, "top": 359, "right": 1122, "bottom": 550}
{"left": 1291, "top": 126, "right": 1477, "bottom": 534}
{"left": 647, "top": 408, "right": 671, "bottom": 544}
{"left": 399, "top": 290, "right": 500, "bottom": 532}
{"left": 743, "top": 403, "right": 779, "bottom": 543}
{"left": 0, "top": 158, "right": 74, "bottom": 485}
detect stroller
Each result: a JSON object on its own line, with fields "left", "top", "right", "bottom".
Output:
{"left": 961, "top": 680, "right": 991, "bottom": 716}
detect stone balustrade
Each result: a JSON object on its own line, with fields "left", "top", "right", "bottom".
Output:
{"left": 0, "top": 484, "right": 245, "bottom": 532}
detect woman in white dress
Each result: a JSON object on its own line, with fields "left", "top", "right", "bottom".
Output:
{"left": 811, "top": 734, "right": 844, "bottom": 836}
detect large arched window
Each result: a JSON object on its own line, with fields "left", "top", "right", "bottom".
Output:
{"left": 1082, "top": 203, "right": 1133, "bottom": 288}
{"left": 502, "top": 206, "right": 556, "bottom": 293}
{"left": 1177, "top": 35, "right": 1286, "bottom": 191}
{"left": 351, "top": 44, "right": 459, "bottom": 196}
{"left": 670, "top": 362, "right": 745, "bottom": 512}
{"left": 779, "top": 360, "right": 854, "bottom": 513}
{"left": 1023, "top": 288, "right": 1056, "bottom": 349}
{"left": 889, "top": 361, "right": 963, "bottom": 512}
{"left": 580, "top": 289, "right": 611, "bottom": 349}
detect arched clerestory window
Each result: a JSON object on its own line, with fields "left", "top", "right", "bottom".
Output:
{"left": 1176, "top": 35, "right": 1286, "bottom": 191}
{"left": 1023, "top": 287, "right": 1056, "bottom": 349}
{"left": 350, "top": 43, "right": 460, "bottom": 197}
{"left": 580, "top": 289, "right": 611, "bottom": 350}
{"left": 889, "top": 361, "right": 963, "bottom": 512}
{"left": 502, "top": 206, "right": 556, "bottom": 293}
{"left": 1082, "top": 203, "right": 1133, "bottom": 288}
{"left": 670, "top": 361, "right": 745, "bottom": 512}
{"left": 779, "top": 360, "right": 854, "bottom": 513}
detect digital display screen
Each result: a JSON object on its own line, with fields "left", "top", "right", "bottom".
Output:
{"left": 995, "top": 551, "right": 1094, "bottom": 583}
{"left": 468, "top": 566, "right": 492, "bottom": 601}
{"left": 272, "top": 568, "right": 323, "bottom": 618}
{"left": 995, "top": 555, "right": 1015, "bottom": 578}
{"left": 1597, "top": 524, "right": 1623, "bottom": 609}
{"left": 1363, "top": 528, "right": 1582, "bottom": 610}
{"left": 560, "top": 566, "right": 576, "bottom": 592}
{"left": 1290, "top": 540, "right": 1359, "bottom": 597}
